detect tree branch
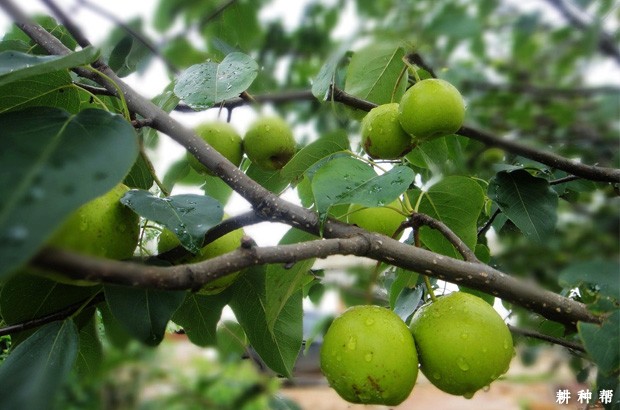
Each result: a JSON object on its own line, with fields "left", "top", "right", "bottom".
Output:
{"left": 544, "top": 0, "right": 620, "bottom": 64}
{"left": 508, "top": 324, "right": 585, "bottom": 353}
{"left": 31, "top": 226, "right": 601, "bottom": 327}
{"left": 408, "top": 212, "right": 480, "bottom": 263}
{"left": 0, "top": 292, "right": 105, "bottom": 337}
{"left": 462, "top": 80, "right": 620, "bottom": 98}
{"left": 457, "top": 126, "right": 620, "bottom": 183}
{"left": 156, "top": 210, "right": 265, "bottom": 262}
{"left": 4, "top": 4, "right": 603, "bottom": 328}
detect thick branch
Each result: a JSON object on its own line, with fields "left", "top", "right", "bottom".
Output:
{"left": 5, "top": 5, "right": 603, "bottom": 328}
{"left": 32, "top": 228, "right": 600, "bottom": 327}
{"left": 156, "top": 210, "right": 264, "bottom": 262}
{"left": 33, "top": 236, "right": 371, "bottom": 290}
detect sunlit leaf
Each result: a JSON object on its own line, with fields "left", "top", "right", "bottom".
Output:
{"left": 174, "top": 52, "right": 258, "bottom": 109}
{"left": 311, "top": 156, "right": 414, "bottom": 216}
{"left": 344, "top": 43, "right": 406, "bottom": 106}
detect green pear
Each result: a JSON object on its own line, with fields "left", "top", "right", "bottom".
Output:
{"left": 398, "top": 79, "right": 465, "bottom": 141}
{"left": 35, "top": 184, "right": 140, "bottom": 285}
{"left": 346, "top": 200, "right": 406, "bottom": 237}
{"left": 409, "top": 292, "right": 513, "bottom": 398}
{"left": 361, "top": 103, "right": 414, "bottom": 159}
{"left": 244, "top": 116, "right": 295, "bottom": 170}
{"left": 320, "top": 305, "right": 418, "bottom": 405}
{"left": 187, "top": 121, "right": 243, "bottom": 175}
{"left": 158, "top": 224, "right": 245, "bottom": 295}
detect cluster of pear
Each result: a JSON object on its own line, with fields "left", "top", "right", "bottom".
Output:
{"left": 187, "top": 115, "right": 296, "bottom": 174}
{"left": 361, "top": 78, "right": 465, "bottom": 160}
{"left": 320, "top": 292, "right": 514, "bottom": 405}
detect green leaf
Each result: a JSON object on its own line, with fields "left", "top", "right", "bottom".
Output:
{"left": 245, "top": 163, "right": 291, "bottom": 194}
{"left": 217, "top": 320, "right": 249, "bottom": 362}
{"left": 0, "top": 107, "right": 139, "bottom": 279}
{"left": 393, "top": 286, "right": 423, "bottom": 322}
{"left": 488, "top": 170, "right": 558, "bottom": 243}
{"left": 344, "top": 43, "right": 406, "bottom": 106}
{"left": 74, "top": 312, "right": 103, "bottom": 379}
{"left": 229, "top": 267, "right": 302, "bottom": 378}
{"left": 162, "top": 36, "right": 209, "bottom": 69}
{"left": 312, "top": 41, "right": 351, "bottom": 100}
{"left": 389, "top": 267, "right": 420, "bottom": 310}
{"left": 101, "top": 18, "right": 152, "bottom": 78}
{"left": 123, "top": 153, "right": 155, "bottom": 190}
{"left": 281, "top": 130, "right": 350, "bottom": 182}
{"left": 202, "top": 175, "right": 234, "bottom": 205}
{"left": 578, "top": 310, "right": 620, "bottom": 375}
{"left": 0, "top": 273, "right": 99, "bottom": 326}
{"left": 410, "top": 176, "right": 485, "bottom": 258}
{"left": 172, "top": 292, "right": 229, "bottom": 347}
{"left": 559, "top": 260, "right": 620, "bottom": 300}
{"left": 103, "top": 285, "right": 185, "bottom": 346}
{"left": 99, "top": 303, "right": 132, "bottom": 349}
{"left": 266, "top": 229, "right": 317, "bottom": 330}
{"left": 153, "top": 0, "right": 186, "bottom": 31}
{"left": 0, "top": 320, "right": 78, "bottom": 410}
{"left": 0, "top": 48, "right": 99, "bottom": 86}
{"left": 120, "top": 190, "right": 223, "bottom": 254}
{"left": 0, "top": 71, "right": 81, "bottom": 114}
{"left": 311, "top": 156, "right": 414, "bottom": 216}
{"left": 200, "top": 0, "right": 263, "bottom": 52}
{"left": 406, "top": 136, "right": 450, "bottom": 170}
{"left": 174, "top": 52, "right": 258, "bottom": 109}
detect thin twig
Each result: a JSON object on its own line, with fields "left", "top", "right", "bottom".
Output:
{"left": 462, "top": 80, "right": 620, "bottom": 98}
{"left": 175, "top": 89, "right": 316, "bottom": 112}
{"left": 508, "top": 324, "right": 585, "bottom": 353}
{"left": 409, "top": 213, "right": 480, "bottom": 263}
{"left": 0, "top": 292, "right": 105, "bottom": 337}
{"left": 478, "top": 208, "right": 502, "bottom": 238}
{"left": 198, "top": 0, "right": 238, "bottom": 27}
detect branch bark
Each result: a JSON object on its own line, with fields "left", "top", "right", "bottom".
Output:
{"left": 2, "top": 3, "right": 604, "bottom": 328}
{"left": 544, "top": 0, "right": 620, "bottom": 64}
